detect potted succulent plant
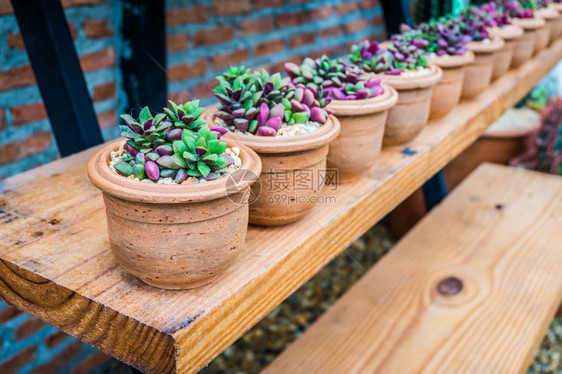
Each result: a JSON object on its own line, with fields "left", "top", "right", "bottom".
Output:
{"left": 534, "top": 0, "right": 562, "bottom": 45}
{"left": 400, "top": 20, "right": 474, "bottom": 118}
{"left": 479, "top": 2, "right": 524, "bottom": 79}
{"left": 349, "top": 39, "right": 442, "bottom": 146}
{"left": 285, "top": 55, "right": 398, "bottom": 183}
{"left": 213, "top": 67, "right": 340, "bottom": 226}
{"left": 88, "top": 101, "right": 262, "bottom": 290}
{"left": 457, "top": 7, "right": 505, "bottom": 98}
{"left": 501, "top": 0, "right": 547, "bottom": 64}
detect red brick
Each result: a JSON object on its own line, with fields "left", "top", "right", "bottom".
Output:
{"left": 345, "top": 18, "right": 367, "bottom": 33}
{"left": 360, "top": 0, "right": 380, "bottom": 9}
{"left": 319, "top": 25, "right": 344, "bottom": 38}
{"left": 192, "top": 79, "right": 218, "bottom": 99}
{"left": 15, "top": 318, "right": 45, "bottom": 341}
{"left": 168, "top": 59, "right": 208, "bottom": 81}
{"left": 239, "top": 16, "right": 273, "bottom": 36}
{"left": 370, "top": 13, "right": 384, "bottom": 27}
{"left": 21, "top": 131, "right": 52, "bottom": 157}
{"left": 10, "top": 102, "right": 48, "bottom": 127}
{"left": 92, "top": 82, "right": 116, "bottom": 102}
{"left": 0, "top": 305, "right": 21, "bottom": 323}
{"left": 213, "top": 0, "right": 251, "bottom": 16}
{"left": 29, "top": 341, "right": 82, "bottom": 374}
{"left": 7, "top": 23, "right": 76, "bottom": 50}
{"left": 71, "top": 352, "right": 110, "bottom": 374}
{"left": 254, "top": 0, "right": 284, "bottom": 9}
{"left": 212, "top": 49, "right": 249, "bottom": 70}
{"left": 290, "top": 0, "right": 308, "bottom": 3}
{"left": 309, "top": 6, "right": 332, "bottom": 21}
{"left": 79, "top": 48, "right": 115, "bottom": 73}
{"left": 270, "top": 54, "right": 302, "bottom": 74}
{"left": 62, "top": 0, "right": 106, "bottom": 6}
{"left": 166, "top": 5, "right": 208, "bottom": 25}
{"left": 0, "top": 1, "right": 13, "bottom": 15}
{"left": 45, "top": 331, "right": 70, "bottom": 348}
{"left": 336, "top": 1, "right": 360, "bottom": 15}
{"left": 0, "top": 142, "right": 20, "bottom": 166}
{"left": 0, "top": 65, "right": 36, "bottom": 92}
{"left": 289, "top": 32, "right": 315, "bottom": 48}
{"left": 97, "top": 110, "right": 116, "bottom": 130}
{"left": 0, "top": 346, "right": 37, "bottom": 373}
{"left": 167, "top": 34, "right": 189, "bottom": 53}
{"left": 253, "top": 38, "right": 284, "bottom": 58}
{"left": 82, "top": 19, "right": 113, "bottom": 39}
{"left": 193, "top": 25, "right": 233, "bottom": 46}
{"left": 0, "top": 108, "right": 5, "bottom": 131}
{"left": 277, "top": 11, "right": 306, "bottom": 28}
{"left": 308, "top": 46, "right": 340, "bottom": 60}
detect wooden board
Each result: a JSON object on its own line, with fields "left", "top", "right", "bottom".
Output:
{"left": 265, "top": 164, "right": 562, "bottom": 374}
{"left": 0, "top": 41, "right": 561, "bottom": 373}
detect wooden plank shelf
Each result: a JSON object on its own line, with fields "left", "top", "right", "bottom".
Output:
{"left": 0, "top": 40, "right": 561, "bottom": 374}
{"left": 264, "top": 164, "right": 562, "bottom": 373}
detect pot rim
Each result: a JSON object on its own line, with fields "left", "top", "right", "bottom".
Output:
{"left": 536, "top": 6, "right": 559, "bottom": 20}
{"left": 487, "top": 25, "right": 524, "bottom": 40}
{"left": 467, "top": 37, "right": 505, "bottom": 53}
{"left": 87, "top": 138, "right": 262, "bottom": 204}
{"left": 514, "top": 16, "right": 546, "bottom": 29}
{"left": 373, "top": 64, "right": 443, "bottom": 90}
{"left": 222, "top": 114, "right": 341, "bottom": 154}
{"left": 327, "top": 85, "right": 398, "bottom": 116}
{"left": 427, "top": 50, "right": 475, "bottom": 68}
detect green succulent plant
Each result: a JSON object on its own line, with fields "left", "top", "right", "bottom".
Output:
{"left": 169, "top": 125, "right": 230, "bottom": 178}
{"left": 163, "top": 99, "right": 207, "bottom": 131}
{"left": 119, "top": 107, "right": 170, "bottom": 156}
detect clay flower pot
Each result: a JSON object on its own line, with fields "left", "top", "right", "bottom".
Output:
{"left": 511, "top": 17, "right": 545, "bottom": 67}
{"left": 326, "top": 86, "right": 398, "bottom": 183}
{"left": 427, "top": 51, "right": 474, "bottom": 119}
{"left": 224, "top": 116, "right": 340, "bottom": 226}
{"left": 462, "top": 38, "right": 505, "bottom": 99}
{"left": 375, "top": 64, "right": 442, "bottom": 147}
{"left": 536, "top": 6, "right": 561, "bottom": 46}
{"left": 88, "top": 139, "right": 262, "bottom": 290}
{"left": 488, "top": 25, "right": 524, "bottom": 80}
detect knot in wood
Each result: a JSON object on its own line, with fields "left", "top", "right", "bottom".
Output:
{"left": 437, "top": 276, "right": 463, "bottom": 296}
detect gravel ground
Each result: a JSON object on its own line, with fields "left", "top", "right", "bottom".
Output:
{"left": 103, "top": 224, "right": 561, "bottom": 373}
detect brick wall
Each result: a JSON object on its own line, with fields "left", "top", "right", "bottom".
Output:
{"left": 0, "top": 0, "right": 386, "bottom": 371}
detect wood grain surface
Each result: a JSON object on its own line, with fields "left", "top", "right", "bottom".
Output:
{"left": 265, "top": 164, "right": 562, "bottom": 374}
{"left": 0, "top": 41, "right": 561, "bottom": 373}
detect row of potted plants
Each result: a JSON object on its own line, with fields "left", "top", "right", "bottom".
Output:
{"left": 87, "top": 0, "right": 562, "bottom": 290}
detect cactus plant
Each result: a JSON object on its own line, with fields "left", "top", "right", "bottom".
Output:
{"left": 215, "top": 66, "right": 331, "bottom": 136}
{"left": 114, "top": 101, "right": 233, "bottom": 182}
{"left": 478, "top": 2, "right": 512, "bottom": 27}
{"left": 350, "top": 38, "right": 429, "bottom": 75}
{"left": 512, "top": 99, "right": 562, "bottom": 174}
{"left": 403, "top": 19, "right": 469, "bottom": 56}
{"left": 457, "top": 6, "right": 492, "bottom": 42}
{"left": 287, "top": 55, "right": 385, "bottom": 99}
{"left": 119, "top": 107, "right": 170, "bottom": 158}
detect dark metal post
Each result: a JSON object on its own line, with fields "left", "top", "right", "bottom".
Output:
{"left": 422, "top": 170, "right": 448, "bottom": 210}
{"left": 121, "top": 0, "right": 167, "bottom": 114}
{"left": 11, "top": 0, "right": 103, "bottom": 156}
{"left": 380, "top": 0, "right": 413, "bottom": 35}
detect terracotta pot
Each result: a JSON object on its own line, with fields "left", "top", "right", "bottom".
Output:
{"left": 427, "top": 51, "right": 474, "bottom": 119}
{"left": 536, "top": 6, "right": 561, "bottom": 46}
{"left": 461, "top": 38, "right": 504, "bottom": 99}
{"left": 88, "top": 139, "right": 262, "bottom": 290}
{"left": 511, "top": 17, "right": 545, "bottom": 67}
{"left": 374, "top": 64, "right": 442, "bottom": 147}
{"left": 224, "top": 116, "right": 341, "bottom": 226}
{"left": 326, "top": 86, "right": 398, "bottom": 183}
{"left": 488, "top": 25, "right": 524, "bottom": 80}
